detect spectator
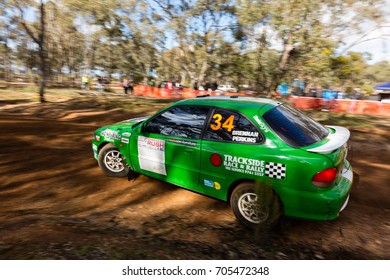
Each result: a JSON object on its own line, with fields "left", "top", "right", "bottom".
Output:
{"left": 204, "top": 80, "right": 211, "bottom": 91}
{"left": 128, "top": 79, "right": 134, "bottom": 94}
{"left": 322, "top": 90, "right": 336, "bottom": 111}
{"left": 174, "top": 81, "right": 181, "bottom": 94}
{"left": 81, "top": 75, "right": 89, "bottom": 90}
{"left": 276, "top": 83, "right": 289, "bottom": 100}
{"left": 166, "top": 80, "right": 173, "bottom": 91}
{"left": 96, "top": 77, "right": 103, "bottom": 93}
{"left": 211, "top": 81, "right": 218, "bottom": 91}
{"left": 103, "top": 78, "right": 110, "bottom": 92}
{"left": 122, "top": 77, "right": 130, "bottom": 94}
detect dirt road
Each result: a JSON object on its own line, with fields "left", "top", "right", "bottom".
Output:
{"left": 0, "top": 97, "right": 389, "bottom": 259}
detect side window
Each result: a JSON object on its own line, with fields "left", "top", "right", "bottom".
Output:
{"left": 144, "top": 106, "right": 209, "bottom": 139}
{"left": 205, "top": 108, "right": 263, "bottom": 144}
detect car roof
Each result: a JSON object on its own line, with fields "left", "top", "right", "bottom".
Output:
{"left": 175, "top": 96, "right": 282, "bottom": 114}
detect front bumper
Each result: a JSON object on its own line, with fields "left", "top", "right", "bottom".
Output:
{"left": 92, "top": 141, "right": 99, "bottom": 160}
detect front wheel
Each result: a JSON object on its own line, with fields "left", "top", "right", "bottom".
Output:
{"left": 98, "top": 144, "right": 129, "bottom": 177}
{"left": 230, "top": 182, "right": 282, "bottom": 229}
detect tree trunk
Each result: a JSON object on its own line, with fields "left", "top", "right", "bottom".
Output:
{"left": 267, "top": 38, "right": 294, "bottom": 97}
{"left": 197, "top": 61, "right": 208, "bottom": 86}
{"left": 39, "top": 47, "right": 47, "bottom": 103}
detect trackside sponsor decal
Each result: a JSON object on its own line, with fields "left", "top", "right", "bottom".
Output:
{"left": 223, "top": 154, "right": 286, "bottom": 179}
{"left": 101, "top": 129, "right": 120, "bottom": 142}
{"left": 138, "top": 136, "right": 167, "bottom": 175}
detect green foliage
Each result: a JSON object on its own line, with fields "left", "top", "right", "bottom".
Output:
{"left": 330, "top": 52, "right": 366, "bottom": 85}
{"left": 0, "top": 0, "right": 388, "bottom": 93}
{"left": 236, "top": 0, "right": 385, "bottom": 93}
{"left": 363, "top": 61, "right": 390, "bottom": 83}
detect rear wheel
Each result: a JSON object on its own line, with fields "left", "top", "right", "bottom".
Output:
{"left": 98, "top": 144, "right": 129, "bottom": 177}
{"left": 230, "top": 182, "right": 282, "bottom": 229}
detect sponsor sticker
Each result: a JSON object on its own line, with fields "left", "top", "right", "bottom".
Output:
{"left": 121, "top": 137, "right": 129, "bottom": 144}
{"left": 204, "top": 179, "right": 214, "bottom": 188}
{"left": 138, "top": 136, "right": 167, "bottom": 175}
{"left": 168, "top": 139, "right": 197, "bottom": 147}
{"left": 95, "top": 135, "right": 100, "bottom": 141}
{"left": 204, "top": 179, "right": 221, "bottom": 190}
{"left": 101, "top": 129, "right": 120, "bottom": 142}
{"left": 253, "top": 116, "right": 270, "bottom": 133}
{"left": 223, "top": 154, "right": 286, "bottom": 179}
{"left": 122, "top": 132, "right": 131, "bottom": 137}
{"left": 92, "top": 144, "right": 98, "bottom": 151}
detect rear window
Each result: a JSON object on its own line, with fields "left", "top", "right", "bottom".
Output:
{"left": 262, "top": 104, "right": 328, "bottom": 147}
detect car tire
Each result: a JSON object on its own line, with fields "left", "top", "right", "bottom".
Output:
{"left": 230, "top": 182, "right": 282, "bottom": 229}
{"left": 98, "top": 144, "right": 129, "bottom": 177}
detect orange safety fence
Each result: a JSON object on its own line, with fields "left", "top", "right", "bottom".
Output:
{"left": 134, "top": 86, "right": 390, "bottom": 117}
{"left": 133, "top": 85, "right": 248, "bottom": 99}
{"left": 289, "top": 96, "right": 390, "bottom": 117}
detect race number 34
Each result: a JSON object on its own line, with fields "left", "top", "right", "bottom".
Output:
{"left": 210, "top": 114, "right": 235, "bottom": 132}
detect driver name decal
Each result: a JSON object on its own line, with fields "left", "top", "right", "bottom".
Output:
{"left": 138, "top": 136, "right": 167, "bottom": 175}
{"left": 232, "top": 130, "right": 259, "bottom": 143}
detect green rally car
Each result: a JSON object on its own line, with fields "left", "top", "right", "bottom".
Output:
{"left": 92, "top": 96, "right": 353, "bottom": 228}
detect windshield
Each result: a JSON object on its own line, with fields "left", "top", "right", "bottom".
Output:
{"left": 262, "top": 104, "right": 328, "bottom": 148}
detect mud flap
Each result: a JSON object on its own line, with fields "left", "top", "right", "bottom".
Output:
{"left": 127, "top": 171, "right": 140, "bottom": 181}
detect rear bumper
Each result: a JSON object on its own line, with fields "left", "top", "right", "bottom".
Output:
{"left": 280, "top": 160, "right": 353, "bottom": 220}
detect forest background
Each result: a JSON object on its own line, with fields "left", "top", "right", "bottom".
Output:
{"left": 1, "top": 0, "right": 390, "bottom": 102}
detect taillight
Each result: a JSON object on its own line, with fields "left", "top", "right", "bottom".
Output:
{"left": 312, "top": 168, "right": 337, "bottom": 188}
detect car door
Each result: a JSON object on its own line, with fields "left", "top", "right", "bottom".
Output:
{"left": 199, "top": 108, "right": 264, "bottom": 200}
{"left": 129, "top": 105, "right": 210, "bottom": 191}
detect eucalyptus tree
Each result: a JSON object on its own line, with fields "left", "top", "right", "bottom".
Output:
{"left": 64, "top": 0, "right": 125, "bottom": 77}
{"left": 7, "top": 0, "right": 50, "bottom": 102}
{"left": 64, "top": 0, "right": 161, "bottom": 82}
{"left": 0, "top": 0, "right": 15, "bottom": 81}
{"left": 149, "top": 0, "right": 237, "bottom": 87}
{"left": 236, "top": 0, "right": 384, "bottom": 94}
{"left": 44, "top": 2, "right": 84, "bottom": 83}
{"left": 329, "top": 51, "right": 368, "bottom": 90}
{"left": 364, "top": 60, "right": 390, "bottom": 84}
{"left": 118, "top": 0, "right": 163, "bottom": 82}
